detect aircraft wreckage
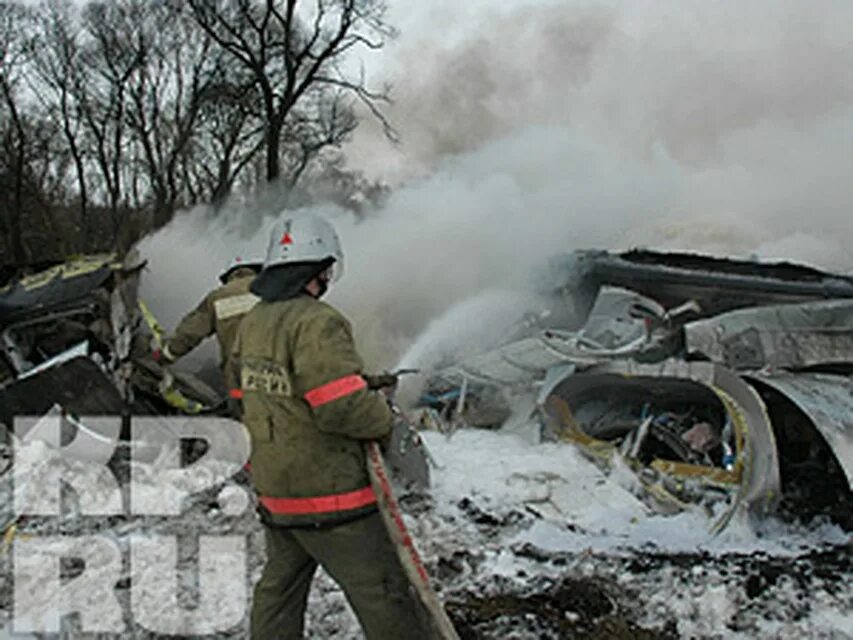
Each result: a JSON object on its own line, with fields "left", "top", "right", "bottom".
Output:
{"left": 1, "top": 250, "right": 852, "bottom": 534}
{"left": 0, "top": 253, "right": 222, "bottom": 435}
{"left": 415, "top": 250, "right": 853, "bottom": 532}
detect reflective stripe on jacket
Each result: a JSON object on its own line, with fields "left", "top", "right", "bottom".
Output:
{"left": 230, "top": 295, "right": 391, "bottom": 527}
{"left": 164, "top": 274, "right": 258, "bottom": 370}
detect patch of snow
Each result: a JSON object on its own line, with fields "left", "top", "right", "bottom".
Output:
{"left": 1, "top": 424, "right": 850, "bottom": 638}
{"left": 422, "top": 428, "right": 851, "bottom": 555}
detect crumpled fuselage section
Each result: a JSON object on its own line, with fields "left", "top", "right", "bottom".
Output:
{"left": 0, "top": 254, "right": 221, "bottom": 441}
{"left": 418, "top": 249, "right": 853, "bottom": 532}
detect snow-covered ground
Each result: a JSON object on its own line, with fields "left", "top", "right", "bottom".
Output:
{"left": 416, "top": 429, "right": 852, "bottom": 639}
{"left": 1, "top": 426, "right": 850, "bottom": 638}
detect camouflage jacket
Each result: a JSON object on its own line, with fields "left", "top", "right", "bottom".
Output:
{"left": 229, "top": 294, "right": 392, "bottom": 527}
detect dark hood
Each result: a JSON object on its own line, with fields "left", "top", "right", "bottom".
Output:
{"left": 250, "top": 259, "right": 334, "bottom": 302}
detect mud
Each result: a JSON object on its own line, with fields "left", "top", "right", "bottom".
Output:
{"left": 447, "top": 574, "right": 676, "bottom": 639}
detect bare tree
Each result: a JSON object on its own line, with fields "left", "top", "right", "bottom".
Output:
{"left": 280, "top": 87, "right": 358, "bottom": 192}
{"left": 76, "top": 0, "right": 145, "bottom": 244}
{"left": 187, "top": 0, "right": 395, "bottom": 187}
{"left": 187, "top": 73, "right": 266, "bottom": 205}
{"left": 0, "top": 0, "right": 397, "bottom": 268}
{"left": 0, "top": 2, "right": 34, "bottom": 264}
{"left": 30, "top": 0, "right": 90, "bottom": 237}
{"left": 122, "top": 1, "right": 224, "bottom": 226}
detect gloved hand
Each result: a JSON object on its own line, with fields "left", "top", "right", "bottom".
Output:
{"left": 364, "top": 372, "right": 399, "bottom": 391}
{"left": 153, "top": 342, "right": 175, "bottom": 364}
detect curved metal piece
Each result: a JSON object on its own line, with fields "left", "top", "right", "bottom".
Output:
{"left": 542, "top": 360, "right": 781, "bottom": 533}
{"left": 685, "top": 298, "right": 853, "bottom": 370}
{"left": 745, "top": 372, "right": 853, "bottom": 489}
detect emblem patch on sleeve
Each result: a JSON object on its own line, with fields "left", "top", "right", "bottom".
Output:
{"left": 242, "top": 359, "right": 292, "bottom": 396}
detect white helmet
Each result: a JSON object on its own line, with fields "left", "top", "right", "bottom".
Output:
{"left": 262, "top": 213, "right": 344, "bottom": 279}
{"left": 219, "top": 255, "right": 263, "bottom": 283}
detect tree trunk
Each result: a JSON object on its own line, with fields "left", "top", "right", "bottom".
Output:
{"left": 1, "top": 76, "right": 27, "bottom": 264}
{"left": 265, "top": 118, "right": 283, "bottom": 182}
{"left": 152, "top": 187, "right": 174, "bottom": 229}
{"left": 211, "top": 157, "right": 233, "bottom": 208}
{"left": 58, "top": 88, "right": 88, "bottom": 248}
{"left": 9, "top": 141, "right": 26, "bottom": 264}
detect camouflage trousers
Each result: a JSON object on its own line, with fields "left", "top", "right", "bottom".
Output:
{"left": 251, "top": 512, "right": 432, "bottom": 639}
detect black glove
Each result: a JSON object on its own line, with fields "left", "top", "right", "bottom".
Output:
{"left": 364, "top": 372, "right": 399, "bottom": 390}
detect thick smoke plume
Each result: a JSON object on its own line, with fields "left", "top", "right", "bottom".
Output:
{"left": 139, "top": 0, "right": 853, "bottom": 372}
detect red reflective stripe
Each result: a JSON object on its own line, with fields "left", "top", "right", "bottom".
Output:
{"left": 304, "top": 374, "right": 366, "bottom": 408}
{"left": 259, "top": 486, "right": 377, "bottom": 515}
{"left": 229, "top": 388, "right": 243, "bottom": 399}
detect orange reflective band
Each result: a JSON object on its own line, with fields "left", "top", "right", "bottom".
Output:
{"left": 304, "top": 374, "right": 366, "bottom": 408}
{"left": 229, "top": 388, "right": 244, "bottom": 399}
{"left": 259, "top": 486, "right": 377, "bottom": 515}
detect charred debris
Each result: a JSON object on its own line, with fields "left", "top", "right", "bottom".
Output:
{"left": 1, "top": 249, "right": 852, "bottom": 533}
{"left": 0, "top": 253, "right": 222, "bottom": 439}
{"left": 415, "top": 250, "right": 853, "bottom": 532}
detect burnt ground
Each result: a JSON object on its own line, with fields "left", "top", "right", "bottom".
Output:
{"left": 438, "top": 543, "right": 851, "bottom": 639}
{"left": 0, "top": 442, "right": 851, "bottom": 639}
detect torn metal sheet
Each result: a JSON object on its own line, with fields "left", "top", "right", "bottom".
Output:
{"left": 385, "top": 407, "right": 432, "bottom": 489}
{"left": 0, "top": 253, "right": 224, "bottom": 420}
{"left": 575, "top": 287, "right": 663, "bottom": 349}
{"left": 431, "top": 288, "right": 662, "bottom": 390}
{"left": 686, "top": 299, "right": 853, "bottom": 370}
{"left": 0, "top": 356, "right": 127, "bottom": 430}
{"left": 416, "top": 250, "right": 853, "bottom": 532}
{"left": 439, "top": 335, "right": 577, "bottom": 388}
{"left": 18, "top": 341, "right": 89, "bottom": 380}
{"left": 536, "top": 364, "right": 577, "bottom": 406}
{"left": 541, "top": 360, "right": 780, "bottom": 533}
{"left": 0, "top": 253, "right": 146, "bottom": 380}
{"left": 551, "top": 249, "right": 853, "bottom": 319}
{"left": 0, "top": 254, "right": 121, "bottom": 324}
{"left": 744, "top": 372, "right": 853, "bottom": 489}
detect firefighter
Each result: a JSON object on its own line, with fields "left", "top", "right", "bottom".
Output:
{"left": 154, "top": 256, "right": 262, "bottom": 371}
{"left": 229, "top": 213, "right": 430, "bottom": 639}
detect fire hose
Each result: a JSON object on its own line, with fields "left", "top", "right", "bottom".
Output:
{"left": 365, "top": 442, "right": 459, "bottom": 640}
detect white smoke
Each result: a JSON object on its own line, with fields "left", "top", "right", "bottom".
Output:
{"left": 138, "top": 0, "right": 853, "bottom": 371}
